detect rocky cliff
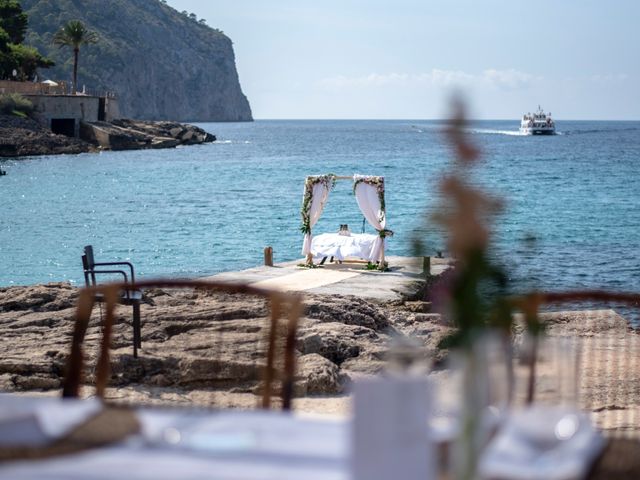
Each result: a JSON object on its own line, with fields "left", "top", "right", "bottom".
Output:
{"left": 20, "top": 0, "right": 252, "bottom": 122}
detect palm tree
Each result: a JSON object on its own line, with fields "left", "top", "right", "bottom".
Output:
{"left": 52, "top": 20, "right": 98, "bottom": 94}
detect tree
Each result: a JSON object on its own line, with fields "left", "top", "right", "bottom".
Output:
{"left": 0, "top": 27, "right": 12, "bottom": 79}
{"left": 0, "top": 2, "right": 53, "bottom": 81}
{"left": 9, "top": 43, "right": 54, "bottom": 80}
{"left": 0, "top": 26, "right": 9, "bottom": 53}
{"left": 0, "top": 0, "right": 25, "bottom": 79}
{"left": 0, "top": 0, "right": 27, "bottom": 44}
{"left": 52, "top": 20, "right": 98, "bottom": 94}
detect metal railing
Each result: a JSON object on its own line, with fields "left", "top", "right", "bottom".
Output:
{"left": 0, "top": 80, "right": 117, "bottom": 98}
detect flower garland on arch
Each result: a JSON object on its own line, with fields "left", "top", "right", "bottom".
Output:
{"left": 300, "top": 174, "right": 337, "bottom": 234}
{"left": 353, "top": 175, "right": 386, "bottom": 224}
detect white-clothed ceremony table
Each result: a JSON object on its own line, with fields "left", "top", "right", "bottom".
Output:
{"left": 310, "top": 233, "right": 378, "bottom": 262}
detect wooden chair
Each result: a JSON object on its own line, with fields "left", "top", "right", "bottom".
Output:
{"left": 512, "top": 290, "right": 640, "bottom": 436}
{"left": 62, "top": 279, "right": 303, "bottom": 411}
{"left": 81, "top": 245, "right": 143, "bottom": 357}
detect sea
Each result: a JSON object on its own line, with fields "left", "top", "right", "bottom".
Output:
{"left": 1, "top": 120, "right": 640, "bottom": 299}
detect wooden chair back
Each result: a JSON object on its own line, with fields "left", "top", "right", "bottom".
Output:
{"left": 62, "top": 279, "right": 303, "bottom": 411}
{"left": 513, "top": 290, "right": 640, "bottom": 437}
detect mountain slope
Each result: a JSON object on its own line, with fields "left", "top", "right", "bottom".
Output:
{"left": 21, "top": 0, "right": 252, "bottom": 121}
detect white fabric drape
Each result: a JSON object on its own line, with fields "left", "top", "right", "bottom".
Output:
{"left": 354, "top": 179, "right": 386, "bottom": 262}
{"left": 302, "top": 182, "right": 331, "bottom": 255}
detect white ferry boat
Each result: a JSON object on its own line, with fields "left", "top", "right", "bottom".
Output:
{"left": 520, "top": 106, "right": 555, "bottom": 135}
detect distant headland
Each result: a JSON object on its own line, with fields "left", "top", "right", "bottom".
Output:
{"left": 20, "top": 0, "right": 252, "bottom": 122}
{"left": 0, "top": 0, "right": 253, "bottom": 157}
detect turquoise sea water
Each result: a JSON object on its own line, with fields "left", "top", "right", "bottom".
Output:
{"left": 1, "top": 120, "right": 639, "bottom": 295}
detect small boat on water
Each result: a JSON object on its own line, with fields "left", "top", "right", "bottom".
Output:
{"left": 520, "top": 106, "right": 555, "bottom": 135}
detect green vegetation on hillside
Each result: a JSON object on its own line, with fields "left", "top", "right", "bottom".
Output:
{"left": 0, "top": 0, "right": 53, "bottom": 80}
{"left": 21, "top": 0, "right": 228, "bottom": 88}
{"left": 0, "top": 92, "right": 33, "bottom": 115}
{"left": 0, "top": 0, "right": 27, "bottom": 43}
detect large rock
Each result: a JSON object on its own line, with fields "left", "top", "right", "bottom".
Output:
{"left": 296, "top": 354, "right": 343, "bottom": 395}
{"left": 0, "top": 114, "right": 216, "bottom": 157}
{"left": 79, "top": 119, "right": 215, "bottom": 151}
{"left": 304, "top": 295, "right": 389, "bottom": 331}
{"left": 298, "top": 322, "right": 369, "bottom": 365}
{"left": 0, "top": 282, "right": 78, "bottom": 312}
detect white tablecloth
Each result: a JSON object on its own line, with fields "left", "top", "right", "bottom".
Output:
{"left": 0, "top": 397, "right": 349, "bottom": 480}
{"left": 310, "top": 233, "right": 378, "bottom": 261}
{"left": 0, "top": 396, "right": 606, "bottom": 480}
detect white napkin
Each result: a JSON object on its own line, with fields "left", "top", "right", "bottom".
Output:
{"left": 0, "top": 395, "right": 102, "bottom": 447}
{"left": 478, "top": 406, "right": 605, "bottom": 480}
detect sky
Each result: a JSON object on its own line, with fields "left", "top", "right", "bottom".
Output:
{"left": 165, "top": 0, "right": 639, "bottom": 120}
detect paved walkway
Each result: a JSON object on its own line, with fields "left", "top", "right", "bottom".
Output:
{"left": 207, "top": 256, "right": 452, "bottom": 302}
{"left": 251, "top": 268, "right": 361, "bottom": 291}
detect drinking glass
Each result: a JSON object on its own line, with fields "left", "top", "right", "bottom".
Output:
{"left": 429, "top": 364, "right": 464, "bottom": 444}
{"left": 443, "top": 331, "right": 512, "bottom": 480}
{"left": 515, "top": 333, "right": 580, "bottom": 407}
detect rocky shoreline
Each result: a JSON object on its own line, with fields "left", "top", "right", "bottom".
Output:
{"left": 0, "top": 114, "right": 216, "bottom": 158}
{"left": 79, "top": 118, "right": 216, "bottom": 151}
{"left": 0, "top": 281, "right": 449, "bottom": 401}
{"left": 0, "top": 280, "right": 638, "bottom": 433}
{"left": 0, "top": 114, "right": 91, "bottom": 157}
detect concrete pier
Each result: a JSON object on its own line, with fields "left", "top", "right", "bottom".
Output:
{"left": 207, "top": 256, "right": 453, "bottom": 302}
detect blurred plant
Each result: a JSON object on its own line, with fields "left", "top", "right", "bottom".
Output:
{"left": 429, "top": 97, "right": 529, "bottom": 350}
{"left": 426, "top": 97, "right": 527, "bottom": 480}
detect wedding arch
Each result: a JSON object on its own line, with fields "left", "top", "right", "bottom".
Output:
{"left": 300, "top": 174, "right": 393, "bottom": 267}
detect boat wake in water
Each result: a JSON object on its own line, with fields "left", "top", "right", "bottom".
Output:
{"left": 467, "top": 128, "right": 564, "bottom": 136}
{"left": 467, "top": 128, "right": 527, "bottom": 136}
{"left": 562, "top": 127, "right": 639, "bottom": 136}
